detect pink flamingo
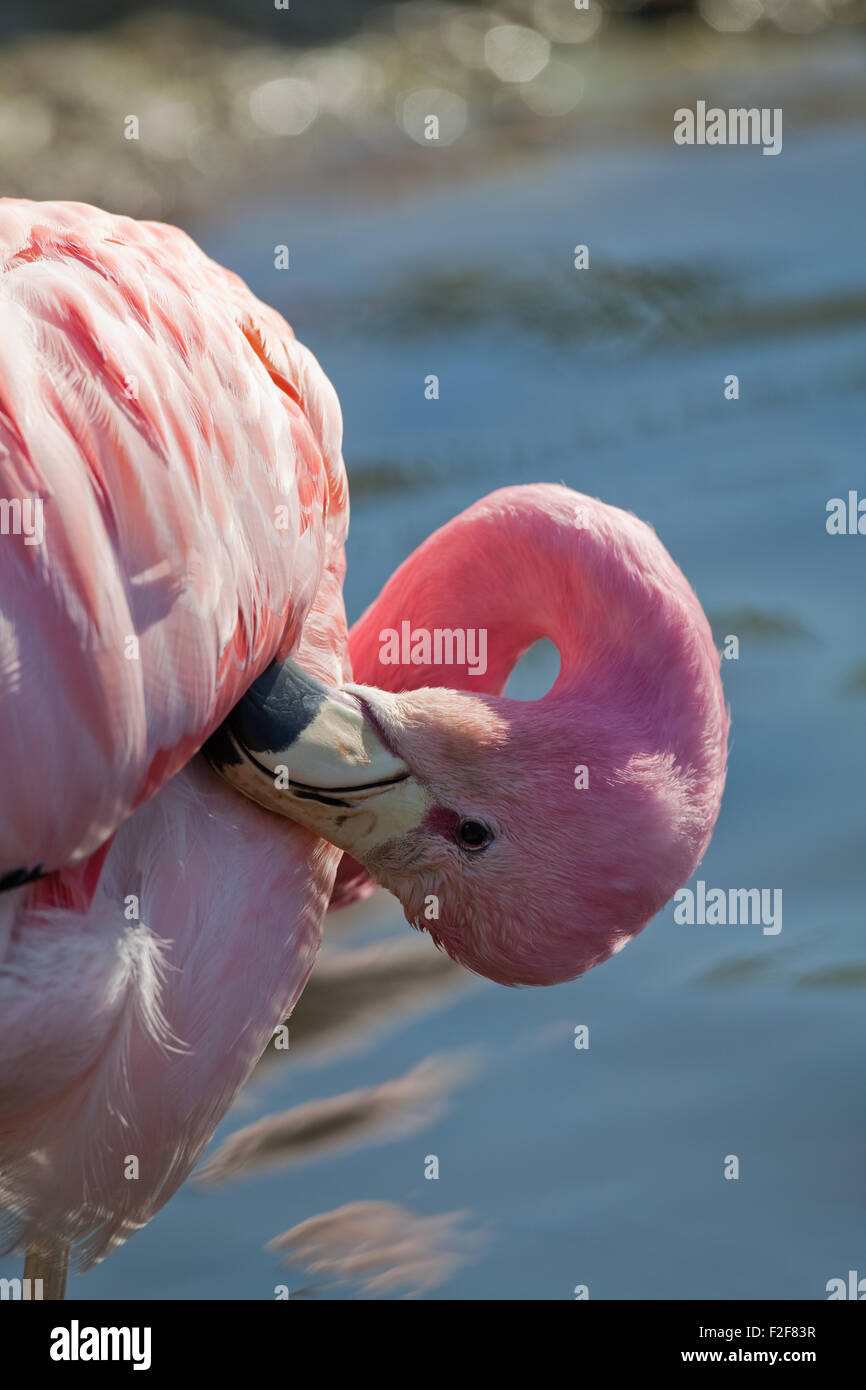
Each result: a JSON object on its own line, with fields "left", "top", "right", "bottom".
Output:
{"left": 0, "top": 199, "right": 728, "bottom": 1298}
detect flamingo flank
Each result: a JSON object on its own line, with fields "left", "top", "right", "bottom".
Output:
{"left": 0, "top": 199, "right": 728, "bottom": 1283}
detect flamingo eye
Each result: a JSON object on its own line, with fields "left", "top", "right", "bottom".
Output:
{"left": 457, "top": 820, "right": 492, "bottom": 851}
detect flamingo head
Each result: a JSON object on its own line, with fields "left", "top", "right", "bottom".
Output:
{"left": 330, "top": 682, "right": 718, "bottom": 985}
{"left": 205, "top": 485, "right": 728, "bottom": 987}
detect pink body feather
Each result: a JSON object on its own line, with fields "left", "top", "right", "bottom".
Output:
{"left": 0, "top": 200, "right": 348, "bottom": 1261}
{"left": 0, "top": 198, "right": 346, "bottom": 881}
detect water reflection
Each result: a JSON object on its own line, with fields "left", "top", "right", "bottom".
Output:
{"left": 269, "top": 1201, "right": 486, "bottom": 1299}
{"left": 256, "top": 934, "right": 472, "bottom": 1069}
{"left": 200, "top": 1053, "right": 478, "bottom": 1183}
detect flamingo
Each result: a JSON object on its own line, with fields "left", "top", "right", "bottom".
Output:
{"left": 0, "top": 198, "right": 728, "bottom": 1299}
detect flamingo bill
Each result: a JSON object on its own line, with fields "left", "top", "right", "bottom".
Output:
{"left": 204, "top": 659, "right": 431, "bottom": 858}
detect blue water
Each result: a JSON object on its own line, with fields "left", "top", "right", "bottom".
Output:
{"left": 4, "top": 116, "right": 864, "bottom": 1301}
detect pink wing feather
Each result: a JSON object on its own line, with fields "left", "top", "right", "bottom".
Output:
{"left": 0, "top": 199, "right": 348, "bottom": 883}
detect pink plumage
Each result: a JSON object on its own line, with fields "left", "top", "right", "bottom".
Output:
{"left": 0, "top": 198, "right": 346, "bottom": 884}
{"left": 0, "top": 199, "right": 349, "bottom": 1262}
{"left": 344, "top": 485, "right": 729, "bottom": 985}
{"left": 0, "top": 199, "right": 728, "bottom": 1277}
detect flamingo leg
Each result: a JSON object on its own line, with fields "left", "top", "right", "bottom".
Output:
{"left": 24, "top": 1239, "right": 69, "bottom": 1300}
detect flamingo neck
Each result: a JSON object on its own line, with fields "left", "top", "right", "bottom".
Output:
{"left": 349, "top": 485, "right": 722, "bottom": 783}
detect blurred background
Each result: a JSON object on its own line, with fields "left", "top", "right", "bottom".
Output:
{"left": 1, "top": 0, "right": 865, "bottom": 1299}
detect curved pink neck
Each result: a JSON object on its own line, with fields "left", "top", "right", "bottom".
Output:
{"left": 349, "top": 484, "right": 724, "bottom": 783}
